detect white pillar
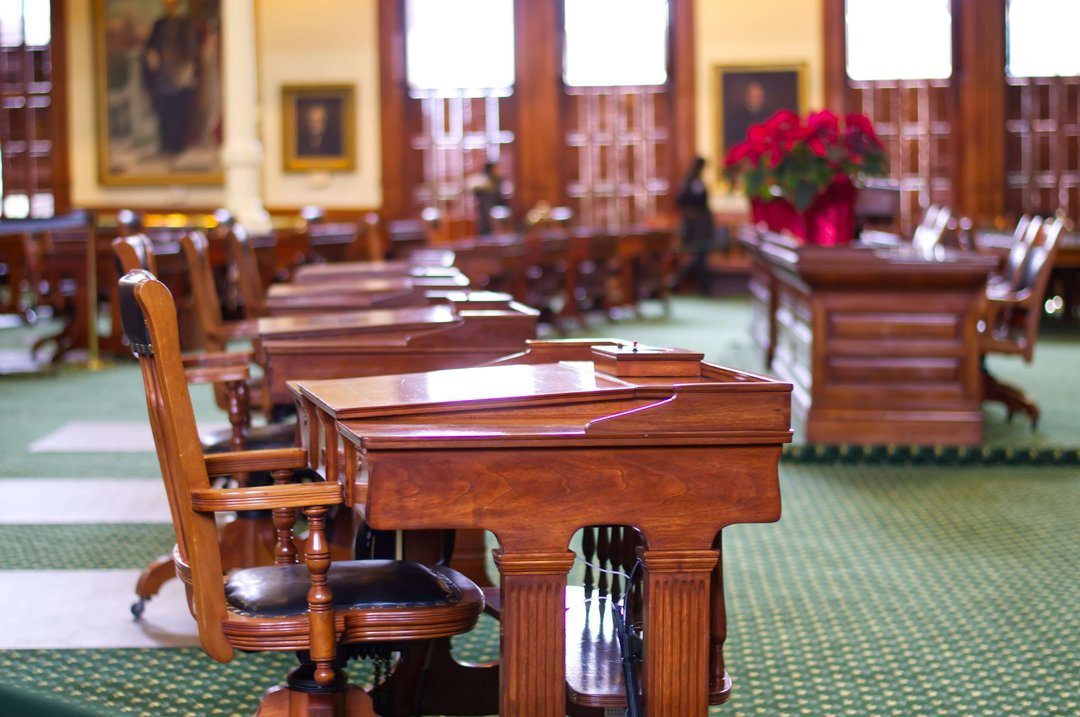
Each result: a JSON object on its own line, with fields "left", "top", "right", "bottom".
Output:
{"left": 222, "top": 0, "right": 271, "bottom": 233}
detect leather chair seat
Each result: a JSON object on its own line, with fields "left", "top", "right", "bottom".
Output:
{"left": 225, "top": 560, "right": 462, "bottom": 617}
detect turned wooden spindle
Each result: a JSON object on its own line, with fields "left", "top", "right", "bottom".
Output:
{"left": 597, "top": 526, "right": 610, "bottom": 598}
{"left": 303, "top": 505, "right": 337, "bottom": 687}
{"left": 271, "top": 468, "right": 298, "bottom": 565}
{"left": 581, "top": 527, "right": 596, "bottom": 595}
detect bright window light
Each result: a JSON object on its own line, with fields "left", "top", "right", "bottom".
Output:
{"left": 0, "top": 0, "right": 23, "bottom": 47}
{"left": 846, "top": 0, "right": 952, "bottom": 81}
{"left": 4, "top": 193, "right": 29, "bottom": 219}
{"left": 406, "top": 0, "right": 515, "bottom": 92}
{"left": 24, "top": 0, "right": 49, "bottom": 47}
{"left": 1007, "top": 0, "right": 1080, "bottom": 77}
{"left": 564, "top": 0, "right": 669, "bottom": 87}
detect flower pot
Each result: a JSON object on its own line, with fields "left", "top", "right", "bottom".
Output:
{"left": 752, "top": 179, "right": 857, "bottom": 246}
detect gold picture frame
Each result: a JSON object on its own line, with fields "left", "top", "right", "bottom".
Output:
{"left": 282, "top": 84, "right": 356, "bottom": 173}
{"left": 93, "top": 0, "right": 223, "bottom": 186}
{"left": 715, "top": 62, "right": 808, "bottom": 178}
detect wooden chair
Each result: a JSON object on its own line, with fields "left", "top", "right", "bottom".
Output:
{"left": 912, "top": 204, "right": 952, "bottom": 257}
{"left": 979, "top": 216, "right": 1065, "bottom": 427}
{"left": 180, "top": 230, "right": 260, "bottom": 353}
{"left": 119, "top": 269, "right": 484, "bottom": 716}
{"left": 227, "top": 224, "right": 269, "bottom": 319}
{"left": 987, "top": 215, "right": 1041, "bottom": 294}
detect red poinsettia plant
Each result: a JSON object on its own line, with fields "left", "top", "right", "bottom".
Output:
{"left": 724, "top": 109, "right": 888, "bottom": 211}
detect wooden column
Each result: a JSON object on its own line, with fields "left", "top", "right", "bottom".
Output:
{"left": 222, "top": 0, "right": 271, "bottom": 233}
{"left": 822, "top": 0, "right": 848, "bottom": 113}
{"left": 669, "top": 0, "right": 696, "bottom": 212}
{"left": 493, "top": 549, "right": 575, "bottom": 717}
{"left": 50, "top": 0, "right": 71, "bottom": 215}
{"left": 954, "top": 0, "right": 1006, "bottom": 224}
{"left": 639, "top": 548, "right": 719, "bottom": 717}
{"left": 513, "top": 0, "right": 564, "bottom": 215}
{"left": 378, "top": 0, "right": 409, "bottom": 221}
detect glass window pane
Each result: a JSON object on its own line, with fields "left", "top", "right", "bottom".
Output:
{"left": 406, "top": 0, "right": 515, "bottom": 92}
{"left": 0, "top": 0, "right": 24, "bottom": 47}
{"left": 564, "top": 0, "right": 668, "bottom": 87}
{"left": 24, "top": 1, "right": 49, "bottom": 47}
{"left": 4, "top": 193, "right": 29, "bottom": 219}
{"left": 846, "top": 0, "right": 952, "bottom": 81}
{"left": 1007, "top": 0, "right": 1080, "bottom": 77}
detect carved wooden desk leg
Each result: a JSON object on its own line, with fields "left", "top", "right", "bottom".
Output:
{"left": 710, "top": 534, "right": 733, "bottom": 703}
{"left": 639, "top": 548, "right": 719, "bottom": 717}
{"left": 493, "top": 549, "right": 576, "bottom": 717}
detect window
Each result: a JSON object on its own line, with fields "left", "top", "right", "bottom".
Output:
{"left": 845, "top": 0, "right": 952, "bottom": 81}
{"left": 406, "top": 0, "right": 514, "bottom": 93}
{"left": 563, "top": 0, "right": 672, "bottom": 229}
{"left": 563, "top": 0, "right": 668, "bottom": 87}
{"left": 1005, "top": 0, "right": 1080, "bottom": 217}
{"left": 404, "top": 0, "right": 516, "bottom": 222}
{"left": 0, "top": 0, "right": 55, "bottom": 219}
{"left": 1007, "top": 0, "right": 1080, "bottom": 78}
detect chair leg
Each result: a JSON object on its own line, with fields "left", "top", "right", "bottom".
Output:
{"left": 131, "top": 554, "right": 177, "bottom": 619}
{"left": 255, "top": 684, "right": 374, "bottom": 717}
{"left": 982, "top": 369, "right": 1040, "bottom": 428}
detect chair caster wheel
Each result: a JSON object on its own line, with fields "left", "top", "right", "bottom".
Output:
{"left": 131, "top": 599, "right": 146, "bottom": 620}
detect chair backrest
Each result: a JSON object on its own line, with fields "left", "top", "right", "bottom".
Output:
{"left": 118, "top": 269, "right": 231, "bottom": 660}
{"left": 227, "top": 224, "right": 266, "bottom": 318}
{"left": 112, "top": 234, "right": 158, "bottom": 275}
{"left": 1000, "top": 215, "right": 1043, "bottom": 289}
{"left": 180, "top": 231, "right": 227, "bottom": 352}
{"left": 912, "top": 205, "right": 952, "bottom": 256}
{"left": 1010, "top": 216, "right": 1063, "bottom": 362}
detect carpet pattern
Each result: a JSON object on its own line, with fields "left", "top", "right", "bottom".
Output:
{"left": 1, "top": 298, "right": 1078, "bottom": 716}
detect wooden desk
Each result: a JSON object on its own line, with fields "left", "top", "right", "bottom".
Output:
{"left": 263, "top": 274, "right": 470, "bottom": 315}
{"left": 291, "top": 260, "right": 461, "bottom": 284}
{"left": 741, "top": 228, "right": 998, "bottom": 446}
{"left": 257, "top": 297, "right": 539, "bottom": 404}
{"left": 292, "top": 346, "right": 791, "bottom": 716}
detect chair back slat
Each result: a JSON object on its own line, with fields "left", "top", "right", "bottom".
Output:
{"left": 228, "top": 225, "right": 266, "bottom": 317}
{"left": 180, "top": 231, "right": 226, "bottom": 350}
{"left": 118, "top": 269, "right": 232, "bottom": 660}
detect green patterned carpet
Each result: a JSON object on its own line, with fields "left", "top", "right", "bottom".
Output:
{"left": 1, "top": 298, "right": 1078, "bottom": 716}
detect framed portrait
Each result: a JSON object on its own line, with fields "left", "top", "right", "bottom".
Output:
{"left": 94, "top": 0, "right": 223, "bottom": 185}
{"left": 282, "top": 85, "right": 356, "bottom": 172}
{"left": 715, "top": 63, "right": 808, "bottom": 172}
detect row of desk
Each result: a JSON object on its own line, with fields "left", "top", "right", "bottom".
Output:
{"left": 233, "top": 253, "right": 793, "bottom": 715}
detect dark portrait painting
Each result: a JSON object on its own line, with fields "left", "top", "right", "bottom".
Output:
{"left": 717, "top": 64, "right": 806, "bottom": 164}
{"left": 95, "top": 0, "right": 223, "bottom": 185}
{"left": 282, "top": 85, "right": 356, "bottom": 172}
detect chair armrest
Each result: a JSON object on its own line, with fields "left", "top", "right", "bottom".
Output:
{"left": 216, "top": 319, "right": 260, "bottom": 342}
{"left": 204, "top": 447, "right": 309, "bottom": 476}
{"left": 182, "top": 351, "right": 255, "bottom": 368}
{"left": 184, "top": 364, "right": 250, "bottom": 385}
{"left": 191, "top": 481, "right": 343, "bottom": 512}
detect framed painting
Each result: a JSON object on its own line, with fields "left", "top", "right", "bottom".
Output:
{"left": 715, "top": 63, "right": 808, "bottom": 171}
{"left": 281, "top": 84, "right": 356, "bottom": 172}
{"left": 94, "top": 0, "right": 223, "bottom": 185}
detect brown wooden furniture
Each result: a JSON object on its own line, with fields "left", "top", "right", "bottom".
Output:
{"left": 979, "top": 217, "right": 1066, "bottom": 426}
{"left": 119, "top": 269, "right": 484, "bottom": 716}
{"left": 291, "top": 344, "right": 791, "bottom": 716}
{"left": 742, "top": 228, "right": 998, "bottom": 446}
{"left": 257, "top": 298, "right": 539, "bottom": 405}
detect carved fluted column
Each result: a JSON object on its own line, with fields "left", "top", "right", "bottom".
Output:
{"left": 493, "top": 549, "right": 576, "bottom": 717}
{"left": 222, "top": 0, "right": 271, "bottom": 233}
{"left": 639, "top": 548, "right": 720, "bottom": 717}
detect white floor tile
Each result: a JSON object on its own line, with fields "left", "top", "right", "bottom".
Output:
{"left": 0, "top": 570, "right": 199, "bottom": 649}
{"left": 29, "top": 420, "right": 229, "bottom": 453}
{"left": 0, "top": 479, "right": 171, "bottom": 524}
